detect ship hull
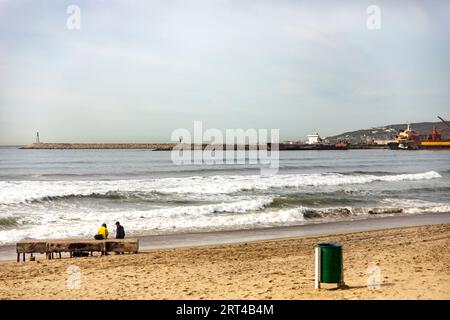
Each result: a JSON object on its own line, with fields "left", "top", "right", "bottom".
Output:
{"left": 418, "top": 141, "right": 450, "bottom": 150}
{"left": 387, "top": 141, "right": 418, "bottom": 150}
{"left": 388, "top": 141, "right": 450, "bottom": 150}
{"left": 387, "top": 142, "right": 399, "bottom": 150}
{"left": 274, "top": 143, "right": 348, "bottom": 151}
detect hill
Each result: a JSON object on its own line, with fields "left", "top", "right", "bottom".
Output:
{"left": 326, "top": 121, "right": 449, "bottom": 144}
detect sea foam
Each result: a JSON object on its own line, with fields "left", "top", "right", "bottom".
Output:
{"left": 0, "top": 171, "right": 442, "bottom": 204}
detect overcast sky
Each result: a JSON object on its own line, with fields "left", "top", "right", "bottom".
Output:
{"left": 0, "top": 0, "right": 449, "bottom": 144}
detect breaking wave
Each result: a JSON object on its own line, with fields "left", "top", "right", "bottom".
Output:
{"left": 0, "top": 171, "right": 441, "bottom": 204}
{"left": 28, "top": 191, "right": 175, "bottom": 203}
{"left": 0, "top": 217, "right": 19, "bottom": 228}
{"left": 299, "top": 204, "right": 450, "bottom": 219}
{"left": 268, "top": 196, "right": 367, "bottom": 207}
{"left": 1, "top": 195, "right": 449, "bottom": 244}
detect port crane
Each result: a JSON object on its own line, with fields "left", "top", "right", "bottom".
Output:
{"left": 437, "top": 116, "right": 450, "bottom": 130}
{"left": 426, "top": 116, "right": 450, "bottom": 141}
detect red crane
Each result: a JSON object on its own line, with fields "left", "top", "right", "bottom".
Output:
{"left": 428, "top": 116, "right": 450, "bottom": 141}
{"left": 438, "top": 116, "right": 450, "bottom": 129}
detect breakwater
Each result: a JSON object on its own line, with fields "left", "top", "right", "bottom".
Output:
{"left": 19, "top": 143, "right": 268, "bottom": 151}
{"left": 19, "top": 143, "right": 387, "bottom": 150}
{"left": 20, "top": 143, "right": 175, "bottom": 150}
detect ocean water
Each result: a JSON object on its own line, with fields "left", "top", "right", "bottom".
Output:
{"left": 0, "top": 147, "right": 449, "bottom": 244}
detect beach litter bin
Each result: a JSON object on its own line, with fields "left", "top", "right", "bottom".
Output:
{"left": 314, "top": 242, "right": 344, "bottom": 289}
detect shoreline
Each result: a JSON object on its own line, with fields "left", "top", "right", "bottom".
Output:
{"left": 1, "top": 212, "right": 449, "bottom": 261}
{"left": 0, "top": 223, "right": 448, "bottom": 299}
{"left": 136, "top": 211, "right": 450, "bottom": 250}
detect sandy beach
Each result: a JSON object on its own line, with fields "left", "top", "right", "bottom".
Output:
{"left": 2, "top": 0, "right": 450, "bottom": 305}
{"left": 0, "top": 223, "right": 449, "bottom": 300}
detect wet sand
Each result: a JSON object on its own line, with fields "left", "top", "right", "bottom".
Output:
{"left": 0, "top": 222, "right": 449, "bottom": 299}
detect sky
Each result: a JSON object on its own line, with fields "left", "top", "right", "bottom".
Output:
{"left": 0, "top": 0, "right": 449, "bottom": 144}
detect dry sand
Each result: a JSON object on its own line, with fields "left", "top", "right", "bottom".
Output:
{"left": 0, "top": 224, "right": 449, "bottom": 299}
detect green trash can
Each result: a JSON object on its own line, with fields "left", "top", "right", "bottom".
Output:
{"left": 318, "top": 243, "right": 343, "bottom": 283}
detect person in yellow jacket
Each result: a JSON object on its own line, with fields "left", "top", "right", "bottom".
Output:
{"left": 95, "top": 223, "right": 110, "bottom": 255}
{"left": 96, "top": 223, "right": 109, "bottom": 240}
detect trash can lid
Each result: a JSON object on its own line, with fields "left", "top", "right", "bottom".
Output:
{"left": 317, "top": 242, "right": 342, "bottom": 248}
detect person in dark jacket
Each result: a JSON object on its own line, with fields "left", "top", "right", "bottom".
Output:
{"left": 115, "top": 221, "right": 125, "bottom": 239}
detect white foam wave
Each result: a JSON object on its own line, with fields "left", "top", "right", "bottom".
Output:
{"left": 0, "top": 171, "right": 442, "bottom": 204}
{"left": 1, "top": 197, "right": 449, "bottom": 245}
{"left": 0, "top": 197, "right": 275, "bottom": 244}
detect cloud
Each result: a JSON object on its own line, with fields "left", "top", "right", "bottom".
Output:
{"left": 1, "top": 0, "right": 449, "bottom": 144}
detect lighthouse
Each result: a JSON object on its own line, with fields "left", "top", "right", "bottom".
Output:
{"left": 36, "top": 132, "right": 40, "bottom": 144}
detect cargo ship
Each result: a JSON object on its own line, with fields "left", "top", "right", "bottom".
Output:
{"left": 269, "top": 133, "right": 348, "bottom": 150}
{"left": 387, "top": 116, "right": 450, "bottom": 150}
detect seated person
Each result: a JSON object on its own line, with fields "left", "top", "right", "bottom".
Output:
{"left": 95, "top": 223, "right": 109, "bottom": 240}
{"left": 115, "top": 221, "right": 125, "bottom": 239}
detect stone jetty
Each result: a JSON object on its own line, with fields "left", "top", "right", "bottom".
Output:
{"left": 20, "top": 143, "right": 265, "bottom": 150}
{"left": 20, "top": 143, "right": 176, "bottom": 150}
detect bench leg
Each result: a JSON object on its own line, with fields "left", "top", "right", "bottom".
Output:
{"left": 22, "top": 253, "right": 25, "bottom": 262}
{"left": 17, "top": 253, "right": 20, "bottom": 262}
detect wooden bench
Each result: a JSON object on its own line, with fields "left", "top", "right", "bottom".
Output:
{"left": 16, "top": 240, "right": 47, "bottom": 262}
{"left": 16, "top": 239, "right": 139, "bottom": 261}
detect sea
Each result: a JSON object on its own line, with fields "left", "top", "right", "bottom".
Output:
{"left": 0, "top": 147, "right": 449, "bottom": 245}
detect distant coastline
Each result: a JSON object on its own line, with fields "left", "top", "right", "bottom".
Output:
{"left": 19, "top": 143, "right": 387, "bottom": 150}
